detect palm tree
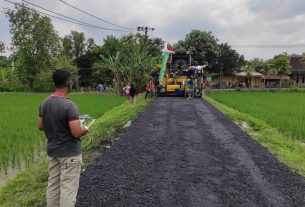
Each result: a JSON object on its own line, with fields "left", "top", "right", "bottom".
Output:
{"left": 245, "top": 63, "right": 254, "bottom": 88}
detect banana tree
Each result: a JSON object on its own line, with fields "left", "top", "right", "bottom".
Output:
{"left": 100, "top": 52, "right": 124, "bottom": 94}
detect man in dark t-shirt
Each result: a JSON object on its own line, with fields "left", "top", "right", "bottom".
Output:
{"left": 38, "top": 69, "right": 88, "bottom": 207}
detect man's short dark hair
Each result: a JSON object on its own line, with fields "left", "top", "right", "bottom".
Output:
{"left": 52, "top": 69, "right": 71, "bottom": 88}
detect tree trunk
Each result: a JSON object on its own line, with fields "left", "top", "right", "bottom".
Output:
{"left": 76, "top": 76, "right": 80, "bottom": 91}
{"left": 247, "top": 77, "right": 251, "bottom": 88}
{"left": 113, "top": 72, "right": 121, "bottom": 95}
{"left": 28, "top": 78, "right": 34, "bottom": 92}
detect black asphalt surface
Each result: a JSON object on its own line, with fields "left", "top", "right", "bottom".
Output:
{"left": 76, "top": 97, "right": 305, "bottom": 207}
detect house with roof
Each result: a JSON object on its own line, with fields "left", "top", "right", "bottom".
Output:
{"left": 203, "top": 54, "right": 305, "bottom": 88}
{"left": 206, "top": 70, "right": 290, "bottom": 89}
{"left": 205, "top": 71, "right": 264, "bottom": 88}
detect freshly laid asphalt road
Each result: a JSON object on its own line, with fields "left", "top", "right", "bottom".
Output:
{"left": 76, "top": 97, "right": 305, "bottom": 207}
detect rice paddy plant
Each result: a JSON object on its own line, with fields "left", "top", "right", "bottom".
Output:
{"left": 0, "top": 93, "right": 125, "bottom": 171}
{"left": 209, "top": 91, "right": 305, "bottom": 141}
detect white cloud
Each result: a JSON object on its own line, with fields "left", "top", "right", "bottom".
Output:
{"left": 1, "top": 0, "right": 305, "bottom": 60}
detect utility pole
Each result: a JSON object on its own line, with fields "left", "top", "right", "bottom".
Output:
{"left": 137, "top": 26, "right": 155, "bottom": 52}
{"left": 136, "top": 26, "right": 154, "bottom": 92}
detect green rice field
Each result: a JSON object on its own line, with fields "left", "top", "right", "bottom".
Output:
{"left": 0, "top": 93, "right": 125, "bottom": 170}
{"left": 209, "top": 91, "right": 305, "bottom": 141}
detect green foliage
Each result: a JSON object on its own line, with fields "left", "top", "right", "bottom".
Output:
{"left": 60, "top": 31, "right": 103, "bottom": 87}
{"left": 95, "top": 34, "right": 159, "bottom": 94}
{"left": 31, "top": 58, "right": 76, "bottom": 92}
{"left": 60, "top": 31, "right": 97, "bottom": 66}
{"left": 0, "top": 42, "right": 5, "bottom": 53}
{"left": 249, "top": 58, "right": 265, "bottom": 71}
{"left": 0, "top": 57, "right": 17, "bottom": 86}
{"left": 53, "top": 56, "right": 78, "bottom": 89}
{"left": 250, "top": 54, "right": 291, "bottom": 78}
{"left": 209, "top": 91, "right": 305, "bottom": 140}
{"left": 205, "top": 93, "right": 305, "bottom": 178}
{"left": 250, "top": 53, "right": 291, "bottom": 88}
{"left": 69, "top": 31, "right": 86, "bottom": 60}
{"left": 61, "top": 35, "right": 74, "bottom": 60}
{"left": 86, "top": 38, "right": 96, "bottom": 50}
{"left": 1, "top": 5, "right": 169, "bottom": 92}
{"left": 218, "top": 43, "right": 246, "bottom": 73}
{"left": 269, "top": 53, "right": 291, "bottom": 76}
{"left": 271, "top": 54, "right": 290, "bottom": 88}
{"left": 0, "top": 93, "right": 125, "bottom": 171}
{"left": 0, "top": 95, "right": 150, "bottom": 207}
{"left": 5, "top": 5, "right": 60, "bottom": 91}
{"left": 146, "top": 37, "right": 164, "bottom": 58}
{"left": 100, "top": 36, "right": 121, "bottom": 58}
{"left": 245, "top": 63, "right": 254, "bottom": 77}
{"left": 176, "top": 30, "right": 220, "bottom": 69}
{"left": 243, "top": 62, "right": 255, "bottom": 87}
{"left": 176, "top": 30, "right": 245, "bottom": 72}
{"left": 0, "top": 82, "right": 25, "bottom": 92}
{"left": 0, "top": 161, "right": 48, "bottom": 207}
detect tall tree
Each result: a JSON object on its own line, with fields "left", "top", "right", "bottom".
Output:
{"left": 61, "top": 31, "right": 89, "bottom": 63}
{"left": 218, "top": 43, "right": 245, "bottom": 73}
{"left": 249, "top": 58, "right": 265, "bottom": 73}
{"left": 61, "top": 31, "right": 98, "bottom": 86}
{"left": 69, "top": 31, "right": 86, "bottom": 61}
{"left": 244, "top": 63, "right": 254, "bottom": 88}
{"left": 100, "top": 35, "right": 121, "bottom": 58}
{"left": 269, "top": 53, "right": 291, "bottom": 88}
{"left": 61, "top": 35, "right": 73, "bottom": 59}
{"left": 175, "top": 30, "right": 220, "bottom": 71}
{"left": 5, "top": 5, "right": 60, "bottom": 91}
{"left": 146, "top": 37, "right": 164, "bottom": 59}
{"left": 86, "top": 38, "right": 96, "bottom": 51}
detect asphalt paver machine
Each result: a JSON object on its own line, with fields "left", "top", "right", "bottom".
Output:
{"left": 155, "top": 48, "right": 206, "bottom": 97}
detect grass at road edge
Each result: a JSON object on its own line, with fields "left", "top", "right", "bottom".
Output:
{"left": 0, "top": 95, "right": 151, "bottom": 207}
{"left": 203, "top": 94, "right": 305, "bottom": 178}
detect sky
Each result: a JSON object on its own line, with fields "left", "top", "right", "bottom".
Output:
{"left": 1, "top": 0, "right": 305, "bottom": 60}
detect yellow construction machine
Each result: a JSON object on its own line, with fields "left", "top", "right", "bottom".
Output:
{"left": 156, "top": 49, "right": 206, "bottom": 97}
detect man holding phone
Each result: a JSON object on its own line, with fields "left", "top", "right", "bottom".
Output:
{"left": 38, "top": 69, "right": 88, "bottom": 207}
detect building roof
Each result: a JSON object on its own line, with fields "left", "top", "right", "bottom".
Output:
{"left": 204, "top": 73, "right": 219, "bottom": 77}
{"left": 235, "top": 72, "right": 263, "bottom": 77}
{"left": 262, "top": 75, "right": 290, "bottom": 80}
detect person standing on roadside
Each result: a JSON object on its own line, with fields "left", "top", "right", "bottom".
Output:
{"left": 129, "top": 83, "right": 137, "bottom": 104}
{"left": 145, "top": 80, "right": 154, "bottom": 99}
{"left": 186, "top": 78, "right": 194, "bottom": 99}
{"left": 38, "top": 69, "right": 89, "bottom": 207}
{"left": 205, "top": 81, "right": 211, "bottom": 96}
{"left": 123, "top": 81, "right": 131, "bottom": 97}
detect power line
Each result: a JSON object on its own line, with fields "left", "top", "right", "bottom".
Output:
{"left": 58, "top": 0, "right": 135, "bottom": 31}
{"left": 5, "top": 1, "right": 305, "bottom": 50}
{"left": 15, "top": 0, "right": 131, "bottom": 32}
{"left": 232, "top": 44, "right": 305, "bottom": 48}
{"left": 4, "top": 0, "right": 122, "bottom": 32}
{"left": 5, "top": 0, "right": 117, "bottom": 31}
